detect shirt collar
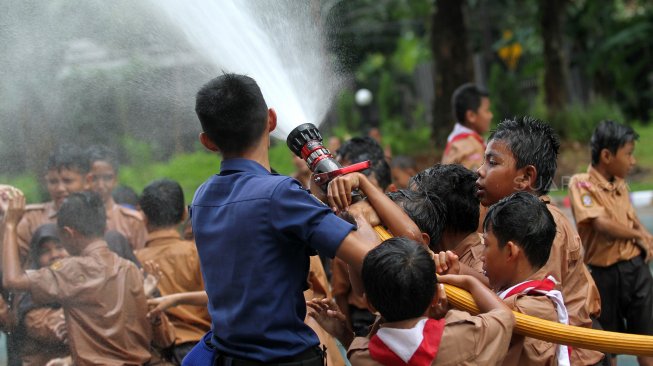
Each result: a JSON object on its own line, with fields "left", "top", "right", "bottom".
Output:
{"left": 145, "top": 228, "right": 182, "bottom": 247}
{"left": 80, "top": 239, "right": 109, "bottom": 256}
{"left": 588, "top": 165, "right": 626, "bottom": 195}
{"left": 446, "top": 123, "right": 479, "bottom": 143}
{"left": 220, "top": 158, "right": 272, "bottom": 175}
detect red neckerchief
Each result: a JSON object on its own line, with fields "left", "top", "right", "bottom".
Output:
{"left": 499, "top": 276, "right": 571, "bottom": 366}
{"left": 443, "top": 132, "right": 485, "bottom": 155}
{"left": 368, "top": 318, "right": 446, "bottom": 366}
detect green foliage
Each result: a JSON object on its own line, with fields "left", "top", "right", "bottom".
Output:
{"left": 530, "top": 97, "right": 626, "bottom": 142}
{"left": 380, "top": 118, "right": 431, "bottom": 155}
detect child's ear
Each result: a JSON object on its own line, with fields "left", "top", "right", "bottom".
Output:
{"left": 516, "top": 165, "right": 537, "bottom": 191}
{"left": 420, "top": 232, "right": 431, "bottom": 247}
{"left": 386, "top": 183, "right": 398, "bottom": 193}
{"left": 465, "top": 109, "right": 477, "bottom": 125}
{"left": 600, "top": 148, "right": 613, "bottom": 164}
{"left": 268, "top": 108, "right": 277, "bottom": 133}
{"left": 199, "top": 132, "right": 220, "bottom": 152}
{"left": 505, "top": 241, "right": 521, "bottom": 262}
{"left": 85, "top": 172, "right": 93, "bottom": 188}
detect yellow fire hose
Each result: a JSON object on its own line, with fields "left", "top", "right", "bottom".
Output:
{"left": 372, "top": 226, "right": 653, "bottom": 356}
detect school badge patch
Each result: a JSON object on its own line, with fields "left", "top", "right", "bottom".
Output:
{"left": 581, "top": 194, "right": 593, "bottom": 207}
{"left": 50, "top": 260, "right": 63, "bottom": 271}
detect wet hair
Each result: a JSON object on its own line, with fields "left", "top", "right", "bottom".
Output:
{"left": 590, "top": 120, "right": 639, "bottom": 166}
{"left": 489, "top": 116, "right": 561, "bottom": 195}
{"left": 483, "top": 191, "right": 555, "bottom": 269}
{"left": 195, "top": 73, "right": 268, "bottom": 155}
{"left": 30, "top": 223, "right": 61, "bottom": 266}
{"left": 112, "top": 185, "right": 139, "bottom": 208}
{"left": 87, "top": 145, "right": 119, "bottom": 172}
{"left": 362, "top": 237, "right": 436, "bottom": 322}
{"left": 57, "top": 192, "right": 106, "bottom": 237}
{"left": 452, "top": 83, "right": 489, "bottom": 124}
{"left": 337, "top": 136, "right": 391, "bottom": 190}
{"left": 390, "top": 155, "right": 417, "bottom": 170}
{"left": 45, "top": 144, "right": 90, "bottom": 175}
{"left": 139, "top": 179, "right": 185, "bottom": 228}
{"left": 409, "top": 164, "right": 479, "bottom": 235}
{"left": 387, "top": 189, "right": 445, "bottom": 251}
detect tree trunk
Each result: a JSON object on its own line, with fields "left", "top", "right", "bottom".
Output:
{"left": 431, "top": 0, "right": 474, "bottom": 151}
{"left": 540, "top": 0, "right": 570, "bottom": 111}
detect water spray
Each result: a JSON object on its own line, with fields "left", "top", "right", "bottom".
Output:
{"left": 286, "top": 123, "right": 370, "bottom": 191}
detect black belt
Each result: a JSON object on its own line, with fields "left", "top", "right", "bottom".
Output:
{"left": 214, "top": 347, "right": 325, "bottom": 366}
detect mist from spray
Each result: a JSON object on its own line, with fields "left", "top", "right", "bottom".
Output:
{"left": 152, "top": 0, "right": 344, "bottom": 140}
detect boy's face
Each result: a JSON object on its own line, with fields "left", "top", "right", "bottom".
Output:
{"left": 37, "top": 239, "right": 69, "bottom": 268}
{"left": 468, "top": 97, "right": 493, "bottom": 134}
{"left": 606, "top": 141, "right": 636, "bottom": 179}
{"left": 391, "top": 167, "right": 415, "bottom": 190}
{"left": 89, "top": 160, "right": 117, "bottom": 203}
{"left": 482, "top": 227, "right": 511, "bottom": 291}
{"left": 476, "top": 139, "right": 520, "bottom": 207}
{"left": 45, "top": 168, "right": 87, "bottom": 208}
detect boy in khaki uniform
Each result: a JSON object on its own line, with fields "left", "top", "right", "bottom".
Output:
{"left": 135, "top": 179, "right": 211, "bottom": 363}
{"left": 87, "top": 145, "right": 147, "bottom": 250}
{"left": 16, "top": 145, "right": 88, "bottom": 265}
{"left": 3, "top": 190, "right": 154, "bottom": 365}
{"left": 308, "top": 237, "right": 514, "bottom": 366}
{"left": 476, "top": 116, "right": 604, "bottom": 365}
{"left": 441, "top": 83, "right": 493, "bottom": 171}
{"left": 569, "top": 120, "right": 653, "bottom": 366}
{"left": 409, "top": 164, "right": 487, "bottom": 283}
{"left": 483, "top": 192, "right": 572, "bottom": 366}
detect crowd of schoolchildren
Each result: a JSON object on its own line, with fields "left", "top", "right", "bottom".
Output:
{"left": 0, "top": 77, "right": 652, "bottom": 366}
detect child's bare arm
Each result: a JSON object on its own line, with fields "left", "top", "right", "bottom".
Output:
{"left": 2, "top": 187, "right": 30, "bottom": 290}
{"left": 328, "top": 173, "right": 422, "bottom": 243}
{"left": 438, "top": 274, "right": 511, "bottom": 315}
{"left": 147, "top": 291, "right": 208, "bottom": 319}
{"left": 591, "top": 216, "right": 645, "bottom": 241}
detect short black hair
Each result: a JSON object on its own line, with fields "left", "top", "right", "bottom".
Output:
{"left": 590, "top": 120, "right": 639, "bottom": 165}
{"left": 139, "top": 179, "right": 185, "bottom": 228}
{"left": 337, "top": 136, "right": 391, "bottom": 190}
{"left": 30, "top": 223, "right": 61, "bottom": 265}
{"left": 57, "top": 192, "right": 106, "bottom": 237}
{"left": 483, "top": 191, "right": 555, "bottom": 269}
{"left": 87, "top": 145, "right": 119, "bottom": 172}
{"left": 195, "top": 73, "right": 268, "bottom": 155}
{"left": 489, "top": 116, "right": 561, "bottom": 195}
{"left": 112, "top": 185, "right": 139, "bottom": 207}
{"left": 409, "top": 164, "right": 479, "bottom": 235}
{"left": 362, "top": 237, "right": 436, "bottom": 322}
{"left": 452, "top": 83, "right": 489, "bottom": 124}
{"left": 387, "top": 189, "right": 445, "bottom": 251}
{"left": 45, "top": 144, "right": 90, "bottom": 175}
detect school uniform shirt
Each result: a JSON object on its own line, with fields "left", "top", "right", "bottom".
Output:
{"left": 453, "top": 233, "right": 485, "bottom": 276}
{"left": 534, "top": 196, "right": 603, "bottom": 365}
{"left": 499, "top": 276, "right": 567, "bottom": 366}
{"left": 25, "top": 240, "right": 152, "bottom": 366}
{"left": 135, "top": 228, "right": 211, "bottom": 345}
{"left": 347, "top": 308, "right": 514, "bottom": 366}
{"left": 304, "top": 256, "right": 345, "bottom": 366}
{"left": 105, "top": 198, "right": 148, "bottom": 250}
{"left": 191, "top": 158, "right": 355, "bottom": 362}
{"left": 569, "top": 166, "right": 642, "bottom": 267}
{"left": 16, "top": 201, "right": 57, "bottom": 265}
{"left": 441, "top": 123, "right": 486, "bottom": 171}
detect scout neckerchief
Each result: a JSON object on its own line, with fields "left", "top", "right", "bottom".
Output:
{"left": 444, "top": 123, "right": 485, "bottom": 155}
{"left": 498, "top": 275, "right": 571, "bottom": 366}
{"left": 368, "top": 318, "right": 446, "bottom": 366}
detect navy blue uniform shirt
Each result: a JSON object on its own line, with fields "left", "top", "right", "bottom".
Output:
{"left": 191, "top": 158, "right": 355, "bottom": 362}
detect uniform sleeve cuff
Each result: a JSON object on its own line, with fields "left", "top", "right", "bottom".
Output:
{"left": 309, "top": 213, "right": 355, "bottom": 258}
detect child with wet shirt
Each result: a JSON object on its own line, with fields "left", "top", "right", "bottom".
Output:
{"left": 16, "top": 144, "right": 89, "bottom": 266}
{"left": 3, "top": 191, "right": 155, "bottom": 365}
{"left": 87, "top": 145, "right": 147, "bottom": 250}
{"left": 569, "top": 120, "right": 653, "bottom": 366}
{"left": 476, "top": 116, "right": 603, "bottom": 365}
{"left": 309, "top": 237, "right": 515, "bottom": 366}
{"left": 483, "top": 192, "right": 573, "bottom": 366}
